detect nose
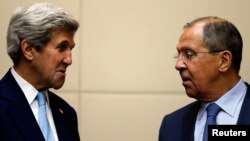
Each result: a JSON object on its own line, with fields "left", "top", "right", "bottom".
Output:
{"left": 175, "top": 56, "right": 187, "bottom": 70}
{"left": 63, "top": 51, "right": 72, "bottom": 65}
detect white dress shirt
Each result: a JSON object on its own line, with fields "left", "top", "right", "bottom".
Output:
{"left": 11, "top": 67, "right": 59, "bottom": 141}
{"left": 194, "top": 78, "right": 247, "bottom": 141}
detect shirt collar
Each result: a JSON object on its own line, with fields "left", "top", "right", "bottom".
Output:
{"left": 197, "top": 78, "right": 247, "bottom": 120}
{"left": 11, "top": 67, "right": 49, "bottom": 105}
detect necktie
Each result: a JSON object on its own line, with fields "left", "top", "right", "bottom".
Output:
{"left": 37, "top": 92, "right": 54, "bottom": 141}
{"left": 203, "top": 103, "right": 221, "bottom": 141}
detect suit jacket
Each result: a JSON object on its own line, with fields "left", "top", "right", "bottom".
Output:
{"left": 159, "top": 82, "right": 250, "bottom": 141}
{"left": 0, "top": 70, "right": 80, "bottom": 141}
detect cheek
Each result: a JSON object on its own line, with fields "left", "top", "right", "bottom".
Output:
{"left": 40, "top": 57, "right": 57, "bottom": 75}
{"left": 188, "top": 64, "right": 210, "bottom": 85}
{"left": 45, "top": 54, "right": 61, "bottom": 67}
{"left": 52, "top": 53, "right": 65, "bottom": 64}
{"left": 191, "top": 66, "right": 218, "bottom": 90}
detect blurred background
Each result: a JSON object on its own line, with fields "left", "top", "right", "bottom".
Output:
{"left": 1, "top": 0, "right": 250, "bottom": 141}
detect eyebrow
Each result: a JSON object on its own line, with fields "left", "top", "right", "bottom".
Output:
{"left": 59, "top": 40, "right": 75, "bottom": 49}
{"left": 177, "top": 47, "right": 194, "bottom": 52}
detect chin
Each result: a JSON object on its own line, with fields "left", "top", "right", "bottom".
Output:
{"left": 185, "top": 89, "right": 198, "bottom": 99}
{"left": 52, "top": 81, "right": 65, "bottom": 89}
{"left": 53, "top": 85, "right": 64, "bottom": 90}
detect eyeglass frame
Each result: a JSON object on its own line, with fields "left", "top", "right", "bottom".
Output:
{"left": 174, "top": 49, "right": 225, "bottom": 63}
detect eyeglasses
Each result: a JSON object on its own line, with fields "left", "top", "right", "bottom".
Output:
{"left": 174, "top": 49, "right": 224, "bottom": 63}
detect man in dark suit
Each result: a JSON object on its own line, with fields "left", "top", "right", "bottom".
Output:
{"left": 0, "top": 3, "right": 80, "bottom": 141}
{"left": 159, "top": 16, "right": 250, "bottom": 141}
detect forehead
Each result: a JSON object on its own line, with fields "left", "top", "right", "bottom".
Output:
{"left": 49, "top": 30, "right": 75, "bottom": 46}
{"left": 176, "top": 23, "right": 205, "bottom": 51}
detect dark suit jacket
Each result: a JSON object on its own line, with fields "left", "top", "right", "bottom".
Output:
{"left": 159, "top": 82, "right": 250, "bottom": 141}
{"left": 0, "top": 70, "right": 80, "bottom": 141}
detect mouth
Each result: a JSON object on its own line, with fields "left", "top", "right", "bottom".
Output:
{"left": 182, "top": 79, "right": 192, "bottom": 87}
{"left": 57, "top": 68, "right": 66, "bottom": 75}
{"left": 60, "top": 69, "right": 66, "bottom": 73}
{"left": 182, "top": 77, "right": 191, "bottom": 82}
{"left": 180, "top": 73, "right": 192, "bottom": 86}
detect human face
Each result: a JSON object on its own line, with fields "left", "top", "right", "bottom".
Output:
{"left": 175, "top": 23, "right": 221, "bottom": 101}
{"left": 32, "top": 30, "right": 75, "bottom": 90}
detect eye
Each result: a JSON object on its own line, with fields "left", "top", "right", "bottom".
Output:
{"left": 184, "top": 50, "right": 195, "bottom": 60}
{"left": 57, "top": 42, "right": 69, "bottom": 52}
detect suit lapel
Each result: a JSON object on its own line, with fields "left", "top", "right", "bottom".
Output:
{"left": 8, "top": 98, "right": 45, "bottom": 141}
{"left": 49, "top": 93, "right": 69, "bottom": 141}
{"left": 237, "top": 82, "right": 250, "bottom": 124}
{"left": 1, "top": 70, "right": 44, "bottom": 141}
{"left": 181, "top": 102, "right": 201, "bottom": 141}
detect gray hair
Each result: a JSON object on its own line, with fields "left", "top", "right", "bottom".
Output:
{"left": 7, "top": 3, "right": 79, "bottom": 64}
{"left": 184, "top": 16, "right": 242, "bottom": 72}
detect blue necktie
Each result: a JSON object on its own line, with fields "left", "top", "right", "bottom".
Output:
{"left": 37, "top": 92, "right": 54, "bottom": 141}
{"left": 203, "top": 103, "right": 221, "bottom": 141}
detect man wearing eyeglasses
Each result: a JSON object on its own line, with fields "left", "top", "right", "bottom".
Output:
{"left": 159, "top": 16, "right": 250, "bottom": 141}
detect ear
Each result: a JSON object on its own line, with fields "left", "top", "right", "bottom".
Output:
{"left": 21, "top": 39, "right": 33, "bottom": 61}
{"left": 218, "top": 50, "right": 232, "bottom": 72}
